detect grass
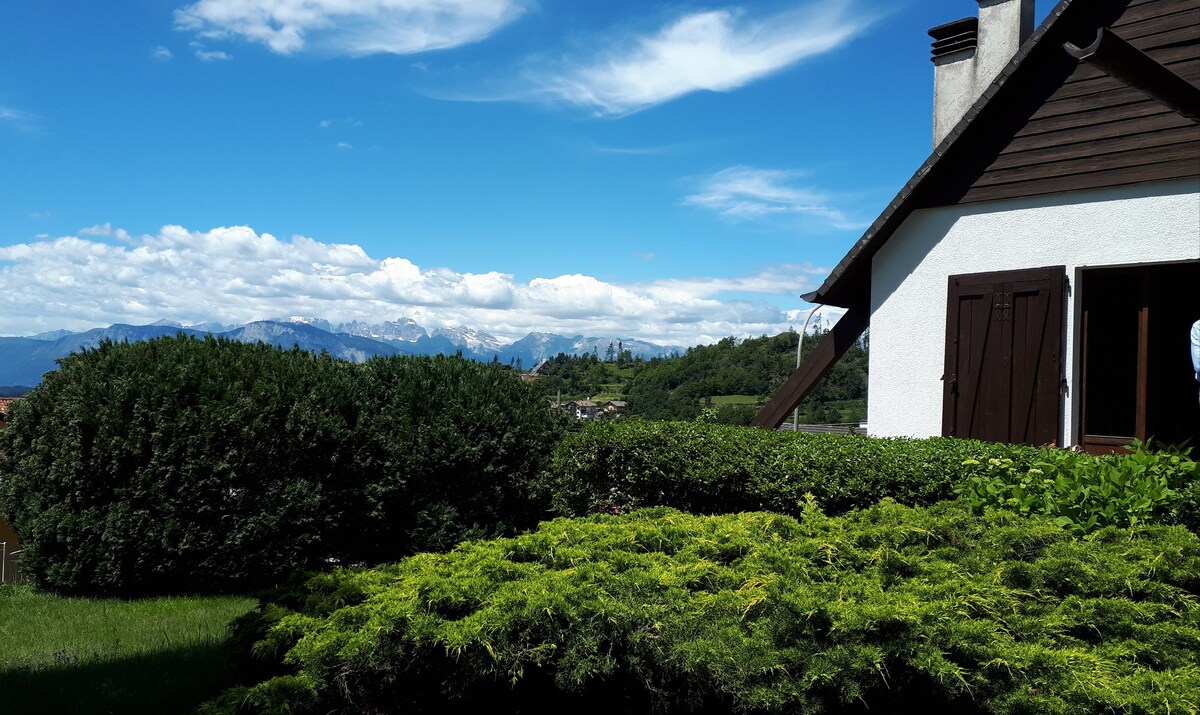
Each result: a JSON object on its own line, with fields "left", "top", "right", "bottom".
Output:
{"left": 0, "top": 584, "right": 256, "bottom": 715}
{"left": 709, "top": 394, "right": 766, "bottom": 405}
{"left": 590, "top": 393, "right": 625, "bottom": 403}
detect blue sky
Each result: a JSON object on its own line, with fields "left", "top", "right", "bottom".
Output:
{"left": 0, "top": 0, "right": 1054, "bottom": 344}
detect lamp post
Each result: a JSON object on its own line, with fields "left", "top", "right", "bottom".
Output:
{"left": 793, "top": 306, "right": 824, "bottom": 432}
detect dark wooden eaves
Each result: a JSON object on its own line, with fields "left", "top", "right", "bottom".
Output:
{"left": 805, "top": 0, "right": 1148, "bottom": 309}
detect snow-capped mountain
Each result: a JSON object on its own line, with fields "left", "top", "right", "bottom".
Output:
{"left": 501, "top": 332, "right": 678, "bottom": 365}
{"left": 431, "top": 326, "right": 505, "bottom": 353}
{"left": 280, "top": 316, "right": 334, "bottom": 333}
{"left": 225, "top": 321, "right": 402, "bottom": 364}
{"left": 337, "top": 318, "right": 427, "bottom": 343}
{"left": 0, "top": 318, "right": 686, "bottom": 387}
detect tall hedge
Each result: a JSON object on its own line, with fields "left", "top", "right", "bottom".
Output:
{"left": 539, "top": 420, "right": 1040, "bottom": 519}
{"left": 0, "top": 336, "right": 563, "bottom": 596}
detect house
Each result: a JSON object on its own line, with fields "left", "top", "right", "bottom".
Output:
{"left": 755, "top": 0, "right": 1200, "bottom": 453}
{"left": 521, "top": 359, "right": 554, "bottom": 381}
{"left": 565, "top": 400, "right": 600, "bottom": 420}
{"left": 0, "top": 397, "right": 21, "bottom": 430}
{"left": 603, "top": 400, "right": 628, "bottom": 416}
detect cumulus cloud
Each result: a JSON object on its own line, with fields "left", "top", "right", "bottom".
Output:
{"left": 0, "top": 225, "right": 827, "bottom": 345}
{"left": 79, "top": 223, "right": 134, "bottom": 241}
{"left": 684, "top": 166, "right": 865, "bottom": 231}
{"left": 150, "top": 45, "right": 175, "bottom": 61}
{"left": 175, "top": 0, "right": 525, "bottom": 57}
{"left": 526, "top": 2, "right": 870, "bottom": 115}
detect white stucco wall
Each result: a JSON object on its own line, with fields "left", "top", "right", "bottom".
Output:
{"left": 867, "top": 178, "right": 1200, "bottom": 443}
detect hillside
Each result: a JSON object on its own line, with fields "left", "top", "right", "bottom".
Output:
{"left": 530, "top": 330, "right": 868, "bottom": 425}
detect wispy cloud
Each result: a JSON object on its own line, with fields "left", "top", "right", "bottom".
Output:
{"left": 590, "top": 141, "right": 696, "bottom": 157}
{"left": 0, "top": 105, "right": 38, "bottom": 132}
{"left": 524, "top": 2, "right": 870, "bottom": 116}
{"left": 195, "top": 49, "right": 232, "bottom": 61}
{"left": 175, "top": 0, "right": 525, "bottom": 57}
{"left": 320, "top": 117, "right": 362, "bottom": 129}
{"left": 150, "top": 45, "right": 174, "bottom": 61}
{"left": 336, "top": 141, "right": 353, "bottom": 150}
{"left": 0, "top": 225, "right": 826, "bottom": 345}
{"left": 684, "top": 166, "right": 865, "bottom": 231}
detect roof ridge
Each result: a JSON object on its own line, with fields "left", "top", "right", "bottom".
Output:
{"left": 805, "top": 0, "right": 1080, "bottom": 306}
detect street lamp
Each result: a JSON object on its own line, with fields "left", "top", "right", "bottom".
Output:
{"left": 793, "top": 305, "right": 824, "bottom": 431}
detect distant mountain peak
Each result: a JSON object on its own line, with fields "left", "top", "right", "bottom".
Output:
{"left": 432, "top": 325, "right": 505, "bottom": 352}
{"left": 281, "top": 316, "right": 333, "bottom": 333}
{"left": 337, "top": 317, "right": 427, "bottom": 343}
{"left": 0, "top": 317, "right": 685, "bottom": 387}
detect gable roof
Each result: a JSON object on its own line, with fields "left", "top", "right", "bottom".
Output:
{"left": 806, "top": 0, "right": 1200, "bottom": 309}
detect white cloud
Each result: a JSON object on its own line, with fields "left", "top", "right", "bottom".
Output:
{"left": 0, "top": 105, "right": 38, "bottom": 132}
{"left": 195, "top": 49, "right": 232, "bottom": 61}
{"left": 527, "top": 3, "right": 870, "bottom": 116}
{"left": 175, "top": 0, "right": 524, "bottom": 57}
{"left": 0, "top": 225, "right": 827, "bottom": 345}
{"left": 0, "top": 106, "right": 34, "bottom": 122}
{"left": 151, "top": 45, "right": 174, "bottom": 61}
{"left": 321, "top": 117, "right": 362, "bottom": 129}
{"left": 684, "top": 166, "right": 865, "bottom": 231}
{"left": 336, "top": 141, "right": 353, "bottom": 149}
{"left": 79, "top": 223, "right": 134, "bottom": 241}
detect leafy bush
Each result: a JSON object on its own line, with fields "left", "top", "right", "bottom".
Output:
{"left": 344, "top": 354, "right": 565, "bottom": 561}
{"left": 0, "top": 337, "right": 563, "bottom": 596}
{"left": 538, "top": 420, "right": 1039, "bottom": 518}
{"left": 960, "top": 440, "right": 1199, "bottom": 534}
{"left": 204, "top": 501, "right": 1200, "bottom": 715}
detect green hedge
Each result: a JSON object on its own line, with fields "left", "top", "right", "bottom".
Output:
{"left": 204, "top": 501, "right": 1200, "bottom": 715}
{"left": 960, "top": 440, "right": 1199, "bottom": 534}
{"left": 538, "top": 421, "right": 1040, "bottom": 518}
{"left": 0, "top": 336, "right": 563, "bottom": 596}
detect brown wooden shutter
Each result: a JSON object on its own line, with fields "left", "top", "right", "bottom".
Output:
{"left": 943, "top": 266, "right": 1065, "bottom": 445}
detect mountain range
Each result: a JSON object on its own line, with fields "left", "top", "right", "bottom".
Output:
{"left": 0, "top": 318, "right": 685, "bottom": 388}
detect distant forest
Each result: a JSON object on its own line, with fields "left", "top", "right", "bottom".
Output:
{"left": 527, "top": 330, "right": 868, "bottom": 425}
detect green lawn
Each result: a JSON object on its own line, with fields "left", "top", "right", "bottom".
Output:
{"left": 0, "top": 585, "right": 255, "bottom": 715}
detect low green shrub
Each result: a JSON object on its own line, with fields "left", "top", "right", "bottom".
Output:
{"left": 538, "top": 420, "right": 1039, "bottom": 518}
{"left": 0, "top": 337, "right": 564, "bottom": 596}
{"left": 960, "top": 440, "right": 1199, "bottom": 534}
{"left": 204, "top": 501, "right": 1200, "bottom": 715}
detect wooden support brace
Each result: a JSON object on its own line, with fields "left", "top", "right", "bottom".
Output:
{"left": 1064, "top": 27, "right": 1200, "bottom": 122}
{"left": 752, "top": 307, "right": 870, "bottom": 430}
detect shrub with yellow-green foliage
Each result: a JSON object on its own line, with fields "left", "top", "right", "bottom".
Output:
{"left": 205, "top": 500, "right": 1200, "bottom": 715}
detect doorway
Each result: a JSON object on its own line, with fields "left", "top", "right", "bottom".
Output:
{"left": 1079, "top": 261, "right": 1200, "bottom": 453}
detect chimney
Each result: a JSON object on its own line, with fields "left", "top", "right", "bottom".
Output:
{"left": 929, "top": 0, "right": 1034, "bottom": 147}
